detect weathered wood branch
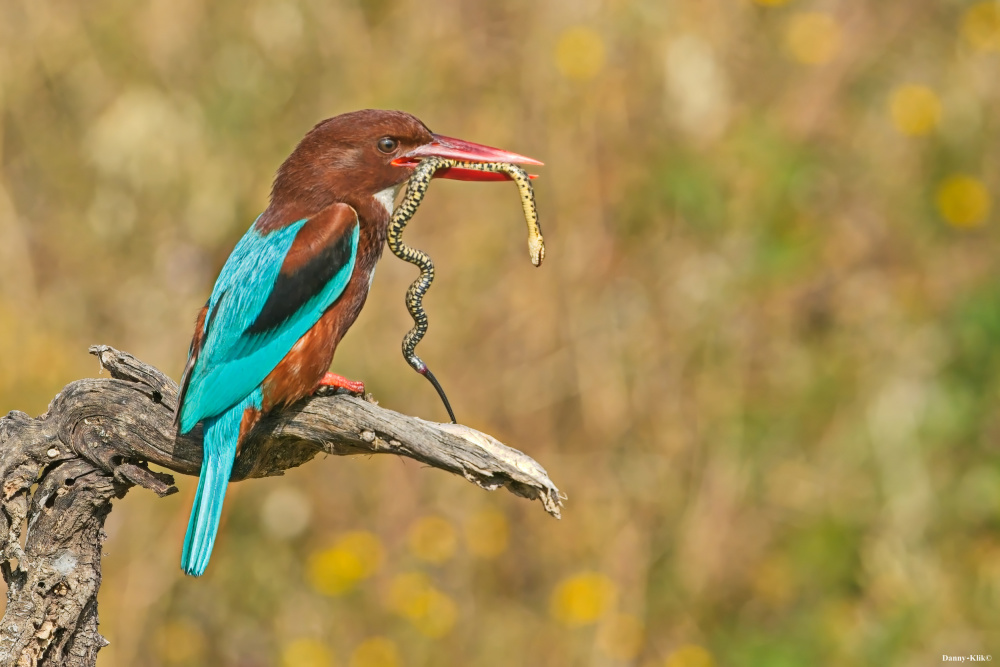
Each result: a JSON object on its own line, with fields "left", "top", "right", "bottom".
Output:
{"left": 0, "top": 346, "right": 561, "bottom": 667}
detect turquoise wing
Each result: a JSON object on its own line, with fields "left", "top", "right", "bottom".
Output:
{"left": 177, "top": 204, "right": 359, "bottom": 433}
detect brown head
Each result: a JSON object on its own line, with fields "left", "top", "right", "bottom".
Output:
{"left": 268, "top": 109, "right": 541, "bottom": 219}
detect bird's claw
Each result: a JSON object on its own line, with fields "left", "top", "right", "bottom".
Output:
{"left": 316, "top": 372, "right": 365, "bottom": 396}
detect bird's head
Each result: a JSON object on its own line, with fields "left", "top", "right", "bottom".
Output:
{"left": 271, "top": 109, "right": 541, "bottom": 213}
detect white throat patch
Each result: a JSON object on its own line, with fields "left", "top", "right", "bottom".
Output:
{"left": 374, "top": 185, "right": 400, "bottom": 216}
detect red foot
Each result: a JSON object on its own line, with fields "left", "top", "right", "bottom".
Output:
{"left": 317, "top": 372, "right": 365, "bottom": 395}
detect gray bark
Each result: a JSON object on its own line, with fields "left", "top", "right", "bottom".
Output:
{"left": 0, "top": 346, "right": 561, "bottom": 666}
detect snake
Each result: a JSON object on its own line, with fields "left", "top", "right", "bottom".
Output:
{"left": 386, "top": 157, "right": 544, "bottom": 423}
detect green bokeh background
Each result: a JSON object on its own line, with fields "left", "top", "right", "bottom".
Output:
{"left": 1, "top": 0, "right": 999, "bottom": 665}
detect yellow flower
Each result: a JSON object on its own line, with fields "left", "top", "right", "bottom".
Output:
{"left": 963, "top": 2, "right": 1000, "bottom": 52}
{"left": 596, "top": 613, "right": 645, "bottom": 660}
{"left": 350, "top": 637, "right": 399, "bottom": 667}
{"left": 888, "top": 85, "right": 941, "bottom": 136}
{"left": 385, "top": 571, "right": 458, "bottom": 637}
{"left": 665, "top": 644, "right": 715, "bottom": 667}
{"left": 412, "top": 589, "right": 458, "bottom": 638}
{"left": 936, "top": 175, "right": 992, "bottom": 228}
{"left": 307, "top": 531, "right": 383, "bottom": 595}
{"left": 408, "top": 515, "right": 457, "bottom": 564}
{"left": 549, "top": 571, "right": 617, "bottom": 626}
{"left": 555, "top": 26, "right": 606, "bottom": 81}
{"left": 387, "top": 571, "right": 434, "bottom": 619}
{"left": 785, "top": 12, "right": 842, "bottom": 65}
{"left": 282, "top": 638, "right": 334, "bottom": 667}
{"left": 463, "top": 508, "right": 509, "bottom": 558}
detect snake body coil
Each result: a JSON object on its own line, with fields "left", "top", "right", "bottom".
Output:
{"left": 387, "top": 157, "right": 544, "bottom": 423}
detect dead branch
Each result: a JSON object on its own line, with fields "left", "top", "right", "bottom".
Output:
{"left": 0, "top": 346, "right": 561, "bottom": 667}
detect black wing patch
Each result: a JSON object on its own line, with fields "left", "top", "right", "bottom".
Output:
{"left": 206, "top": 289, "right": 227, "bottom": 332}
{"left": 244, "top": 225, "right": 356, "bottom": 336}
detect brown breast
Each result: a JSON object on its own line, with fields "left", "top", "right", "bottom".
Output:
{"left": 260, "top": 196, "right": 390, "bottom": 412}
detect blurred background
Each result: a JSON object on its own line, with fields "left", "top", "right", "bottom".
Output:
{"left": 1, "top": 0, "right": 999, "bottom": 665}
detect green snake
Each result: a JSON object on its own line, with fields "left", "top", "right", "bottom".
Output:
{"left": 386, "top": 157, "right": 544, "bottom": 423}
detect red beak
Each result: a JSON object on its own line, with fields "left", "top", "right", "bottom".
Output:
{"left": 392, "top": 134, "right": 542, "bottom": 181}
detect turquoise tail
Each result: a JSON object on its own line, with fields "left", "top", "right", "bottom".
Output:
{"left": 181, "top": 390, "right": 260, "bottom": 576}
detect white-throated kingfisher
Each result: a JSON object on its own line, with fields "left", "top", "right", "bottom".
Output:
{"left": 174, "top": 109, "right": 541, "bottom": 576}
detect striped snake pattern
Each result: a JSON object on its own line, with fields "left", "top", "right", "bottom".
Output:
{"left": 387, "top": 157, "right": 544, "bottom": 422}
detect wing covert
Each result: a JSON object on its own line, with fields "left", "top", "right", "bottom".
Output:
{"left": 177, "top": 203, "right": 359, "bottom": 432}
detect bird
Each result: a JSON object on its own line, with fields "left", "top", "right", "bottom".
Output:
{"left": 174, "top": 109, "right": 542, "bottom": 577}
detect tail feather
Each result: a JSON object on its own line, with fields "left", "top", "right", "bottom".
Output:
{"left": 181, "top": 390, "right": 260, "bottom": 576}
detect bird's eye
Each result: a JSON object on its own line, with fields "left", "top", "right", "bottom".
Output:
{"left": 377, "top": 137, "right": 399, "bottom": 154}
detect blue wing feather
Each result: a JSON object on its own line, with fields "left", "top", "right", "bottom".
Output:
{"left": 178, "top": 213, "right": 359, "bottom": 433}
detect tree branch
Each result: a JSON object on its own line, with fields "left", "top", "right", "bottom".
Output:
{"left": 0, "top": 346, "right": 561, "bottom": 667}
